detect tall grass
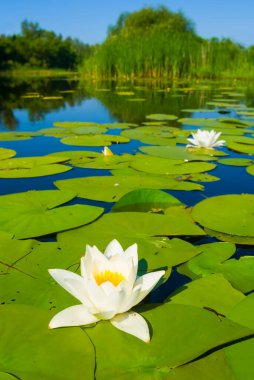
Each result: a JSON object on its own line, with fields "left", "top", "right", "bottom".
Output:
{"left": 80, "top": 7, "right": 254, "bottom": 80}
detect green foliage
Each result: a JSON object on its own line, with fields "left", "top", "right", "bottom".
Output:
{"left": 0, "top": 20, "right": 92, "bottom": 70}
{"left": 81, "top": 6, "right": 254, "bottom": 79}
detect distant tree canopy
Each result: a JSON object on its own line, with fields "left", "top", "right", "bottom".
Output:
{"left": 0, "top": 20, "right": 91, "bottom": 70}
{"left": 107, "top": 6, "right": 195, "bottom": 37}
{"left": 82, "top": 6, "right": 254, "bottom": 79}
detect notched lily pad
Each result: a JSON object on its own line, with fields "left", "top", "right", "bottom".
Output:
{"left": 0, "top": 190, "right": 104, "bottom": 238}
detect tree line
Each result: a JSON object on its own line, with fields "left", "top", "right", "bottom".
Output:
{"left": 1, "top": 8, "right": 254, "bottom": 78}
{"left": 0, "top": 20, "right": 92, "bottom": 71}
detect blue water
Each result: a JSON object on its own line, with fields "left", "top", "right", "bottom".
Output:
{"left": 1, "top": 77, "right": 254, "bottom": 297}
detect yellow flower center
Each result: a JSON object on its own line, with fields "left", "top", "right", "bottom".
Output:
{"left": 94, "top": 270, "right": 126, "bottom": 286}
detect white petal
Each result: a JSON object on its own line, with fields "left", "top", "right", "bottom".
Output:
{"left": 124, "top": 243, "right": 138, "bottom": 267}
{"left": 86, "top": 279, "right": 125, "bottom": 314}
{"left": 104, "top": 239, "right": 124, "bottom": 258}
{"left": 111, "top": 311, "right": 150, "bottom": 342}
{"left": 49, "top": 305, "right": 99, "bottom": 329}
{"left": 82, "top": 245, "right": 108, "bottom": 279}
{"left": 49, "top": 269, "right": 89, "bottom": 305}
{"left": 131, "top": 270, "right": 165, "bottom": 307}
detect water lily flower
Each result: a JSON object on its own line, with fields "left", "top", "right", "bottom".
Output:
{"left": 49, "top": 239, "right": 165, "bottom": 342}
{"left": 102, "top": 146, "right": 113, "bottom": 156}
{"left": 186, "top": 129, "right": 225, "bottom": 149}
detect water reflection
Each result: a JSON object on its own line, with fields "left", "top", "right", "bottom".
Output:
{"left": 0, "top": 76, "right": 87, "bottom": 129}
{"left": 1, "top": 76, "right": 254, "bottom": 130}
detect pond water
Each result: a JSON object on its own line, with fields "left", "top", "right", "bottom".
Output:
{"left": 1, "top": 76, "right": 254, "bottom": 300}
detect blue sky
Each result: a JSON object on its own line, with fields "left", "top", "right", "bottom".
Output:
{"left": 1, "top": 0, "right": 254, "bottom": 46}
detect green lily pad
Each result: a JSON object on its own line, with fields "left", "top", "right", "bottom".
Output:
{"left": 168, "top": 273, "right": 244, "bottom": 315}
{"left": 178, "top": 118, "right": 248, "bottom": 129}
{"left": 57, "top": 211, "right": 205, "bottom": 249}
{"left": 181, "top": 108, "right": 217, "bottom": 113}
{"left": 0, "top": 133, "right": 31, "bottom": 141}
{"left": 191, "top": 194, "right": 254, "bottom": 237}
{"left": 130, "top": 156, "right": 216, "bottom": 175}
{"left": 224, "top": 338, "right": 254, "bottom": 380}
{"left": 204, "top": 227, "right": 254, "bottom": 245}
{"left": 146, "top": 114, "right": 178, "bottom": 121}
{"left": 0, "top": 164, "right": 72, "bottom": 178}
{"left": 55, "top": 175, "right": 203, "bottom": 203}
{"left": 219, "top": 158, "right": 254, "bottom": 166}
{"left": 227, "top": 293, "right": 254, "bottom": 329}
{"left": 0, "top": 148, "right": 16, "bottom": 160}
{"left": 246, "top": 165, "right": 254, "bottom": 176}
{"left": 60, "top": 134, "right": 129, "bottom": 146}
{"left": 177, "top": 172, "right": 220, "bottom": 182}
{"left": 49, "top": 150, "right": 101, "bottom": 160}
{"left": 227, "top": 141, "right": 254, "bottom": 154}
{"left": 53, "top": 121, "right": 98, "bottom": 128}
{"left": 0, "top": 190, "right": 104, "bottom": 238}
{"left": 103, "top": 122, "right": 138, "bottom": 129}
{"left": 0, "top": 155, "right": 72, "bottom": 178}
{"left": 140, "top": 145, "right": 219, "bottom": 161}
{"left": 112, "top": 189, "right": 184, "bottom": 212}
{"left": 0, "top": 373, "right": 18, "bottom": 379}
{"left": 86, "top": 303, "right": 252, "bottom": 379}
{"left": 0, "top": 240, "right": 87, "bottom": 310}
{"left": 178, "top": 242, "right": 254, "bottom": 293}
{"left": 0, "top": 304, "right": 95, "bottom": 380}
{"left": 0, "top": 155, "right": 69, "bottom": 169}
{"left": 165, "top": 350, "right": 235, "bottom": 380}
{"left": 71, "top": 154, "right": 136, "bottom": 170}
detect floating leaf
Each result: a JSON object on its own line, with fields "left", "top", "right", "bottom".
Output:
{"left": 0, "top": 190, "right": 104, "bottom": 238}
{"left": 86, "top": 303, "right": 252, "bottom": 379}
{"left": 168, "top": 273, "right": 244, "bottom": 315}
{"left": 140, "top": 145, "right": 219, "bottom": 161}
{"left": 55, "top": 175, "right": 203, "bottom": 203}
{"left": 146, "top": 113, "right": 178, "bottom": 121}
{"left": 0, "top": 305, "right": 95, "bottom": 380}
{"left": 130, "top": 156, "right": 216, "bottom": 175}
{"left": 219, "top": 158, "right": 254, "bottom": 166}
{"left": 54, "top": 121, "right": 98, "bottom": 128}
{"left": 57, "top": 211, "right": 205, "bottom": 250}
{"left": 112, "top": 188, "right": 184, "bottom": 212}
{"left": 0, "top": 148, "right": 16, "bottom": 160}
{"left": 192, "top": 194, "right": 254, "bottom": 238}
{"left": 60, "top": 134, "right": 129, "bottom": 146}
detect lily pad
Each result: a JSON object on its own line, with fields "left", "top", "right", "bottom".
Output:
{"left": 191, "top": 194, "right": 254, "bottom": 238}
{"left": 0, "top": 148, "right": 16, "bottom": 160}
{"left": 54, "top": 121, "right": 98, "bottom": 128}
{"left": 86, "top": 303, "right": 252, "bottom": 379}
{"left": 112, "top": 189, "right": 184, "bottom": 212}
{"left": 0, "top": 164, "right": 72, "bottom": 178}
{"left": 57, "top": 211, "right": 205, "bottom": 249}
{"left": 168, "top": 273, "right": 244, "bottom": 315}
{"left": 130, "top": 156, "right": 216, "bottom": 175}
{"left": 71, "top": 154, "right": 136, "bottom": 170}
{"left": 60, "top": 134, "right": 129, "bottom": 147}
{"left": 219, "top": 158, "right": 254, "bottom": 166}
{"left": 0, "top": 304, "right": 95, "bottom": 380}
{"left": 55, "top": 175, "right": 203, "bottom": 203}
{"left": 139, "top": 145, "right": 219, "bottom": 161}
{"left": 146, "top": 114, "right": 178, "bottom": 121}
{"left": 0, "top": 190, "right": 104, "bottom": 238}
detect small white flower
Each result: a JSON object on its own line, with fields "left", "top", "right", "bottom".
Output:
{"left": 186, "top": 129, "right": 225, "bottom": 149}
{"left": 48, "top": 239, "right": 165, "bottom": 343}
{"left": 102, "top": 146, "right": 113, "bottom": 156}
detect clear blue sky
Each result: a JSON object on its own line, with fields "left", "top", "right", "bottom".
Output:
{"left": 1, "top": 0, "right": 254, "bottom": 46}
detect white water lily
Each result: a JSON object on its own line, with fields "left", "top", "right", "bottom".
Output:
{"left": 49, "top": 239, "right": 165, "bottom": 342}
{"left": 186, "top": 129, "right": 225, "bottom": 149}
{"left": 102, "top": 146, "right": 113, "bottom": 156}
